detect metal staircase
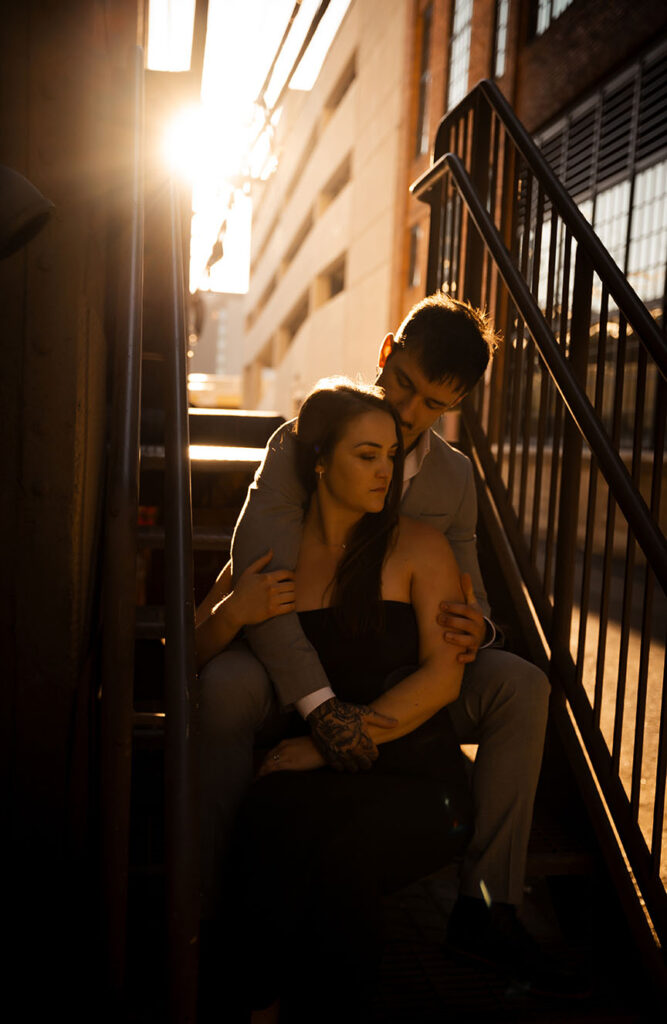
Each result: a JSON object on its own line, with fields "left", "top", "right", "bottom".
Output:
{"left": 97, "top": 57, "right": 665, "bottom": 1019}
{"left": 411, "top": 78, "right": 666, "bottom": 988}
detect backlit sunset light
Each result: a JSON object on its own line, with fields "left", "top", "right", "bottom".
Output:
{"left": 147, "top": 0, "right": 352, "bottom": 294}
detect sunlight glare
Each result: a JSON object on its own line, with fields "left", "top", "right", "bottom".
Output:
{"left": 163, "top": 104, "right": 205, "bottom": 181}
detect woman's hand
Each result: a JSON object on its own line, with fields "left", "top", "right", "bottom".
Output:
{"left": 223, "top": 550, "right": 296, "bottom": 629}
{"left": 257, "top": 736, "right": 326, "bottom": 776}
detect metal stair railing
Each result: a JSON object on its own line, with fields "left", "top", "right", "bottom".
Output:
{"left": 411, "top": 79, "right": 666, "bottom": 975}
{"left": 162, "top": 176, "right": 198, "bottom": 1024}
{"left": 99, "top": 46, "right": 198, "bottom": 1021}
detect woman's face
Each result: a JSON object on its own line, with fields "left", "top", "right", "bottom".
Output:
{"left": 317, "top": 410, "right": 399, "bottom": 515}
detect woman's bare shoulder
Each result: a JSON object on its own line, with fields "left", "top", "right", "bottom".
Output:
{"left": 395, "top": 517, "right": 462, "bottom": 603}
{"left": 396, "top": 514, "right": 452, "bottom": 554}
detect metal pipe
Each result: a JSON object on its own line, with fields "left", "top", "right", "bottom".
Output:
{"left": 163, "top": 177, "right": 198, "bottom": 1024}
{"left": 100, "top": 45, "right": 145, "bottom": 998}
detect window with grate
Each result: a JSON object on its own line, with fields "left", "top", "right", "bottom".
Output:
{"left": 493, "top": 0, "right": 510, "bottom": 79}
{"left": 415, "top": 4, "right": 433, "bottom": 156}
{"left": 534, "top": 42, "right": 666, "bottom": 449}
{"left": 533, "top": 0, "right": 575, "bottom": 37}
{"left": 447, "top": 0, "right": 473, "bottom": 112}
{"left": 535, "top": 42, "right": 667, "bottom": 317}
{"left": 408, "top": 224, "right": 422, "bottom": 288}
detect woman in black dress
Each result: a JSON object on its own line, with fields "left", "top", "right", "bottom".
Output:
{"left": 227, "top": 380, "right": 473, "bottom": 1023}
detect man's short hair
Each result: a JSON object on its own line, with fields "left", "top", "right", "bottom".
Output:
{"left": 393, "top": 292, "right": 499, "bottom": 396}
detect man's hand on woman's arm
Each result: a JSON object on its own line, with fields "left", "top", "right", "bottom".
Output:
{"left": 437, "top": 571, "right": 488, "bottom": 664}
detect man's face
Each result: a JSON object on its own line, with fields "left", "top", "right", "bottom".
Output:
{"left": 377, "top": 346, "right": 463, "bottom": 450}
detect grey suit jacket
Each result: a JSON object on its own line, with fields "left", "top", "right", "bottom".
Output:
{"left": 231, "top": 421, "right": 489, "bottom": 707}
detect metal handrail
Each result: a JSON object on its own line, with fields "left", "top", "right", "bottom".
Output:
{"left": 412, "top": 152, "right": 667, "bottom": 591}
{"left": 162, "top": 178, "right": 198, "bottom": 1023}
{"left": 99, "top": 45, "right": 145, "bottom": 996}
{"left": 427, "top": 79, "right": 667, "bottom": 381}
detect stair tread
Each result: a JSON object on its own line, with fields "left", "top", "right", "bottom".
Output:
{"left": 140, "top": 442, "right": 264, "bottom": 471}
{"left": 138, "top": 525, "right": 232, "bottom": 550}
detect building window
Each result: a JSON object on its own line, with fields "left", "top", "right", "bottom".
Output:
{"left": 534, "top": 0, "right": 574, "bottom": 37}
{"left": 447, "top": 0, "right": 473, "bottom": 111}
{"left": 415, "top": 4, "right": 433, "bottom": 156}
{"left": 283, "top": 210, "right": 314, "bottom": 269}
{"left": 325, "top": 54, "right": 356, "bottom": 115}
{"left": 319, "top": 154, "right": 351, "bottom": 211}
{"left": 493, "top": 0, "right": 509, "bottom": 79}
{"left": 408, "top": 224, "right": 422, "bottom": 288}
{"left": 282, "top": 292, "right": 310, "bottom": 346}
{"left": 315, "top": 254, "right": 346, "bottom": 306}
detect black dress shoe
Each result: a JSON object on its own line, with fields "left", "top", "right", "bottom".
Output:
{"left": 445, "top": 895, "right": 591, "bottom": 998}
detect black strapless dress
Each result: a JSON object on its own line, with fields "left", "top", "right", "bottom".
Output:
{"left": 230, "top": 602, "right": 473, "bottom": 1018}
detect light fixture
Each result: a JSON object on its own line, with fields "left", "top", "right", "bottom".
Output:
{"left": 0, "top": 166, "right": 54, "bottom": 259}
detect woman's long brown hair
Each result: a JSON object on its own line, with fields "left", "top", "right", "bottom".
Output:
{"left": 293, "top": 380, "right": 404, "bottom": 635}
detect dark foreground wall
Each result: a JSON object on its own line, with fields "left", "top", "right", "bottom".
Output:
{"left": 0, "top": 0, "right": 141, "bottom": 937}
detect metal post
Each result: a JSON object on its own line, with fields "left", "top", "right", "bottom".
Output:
{"left": 163, "top": 178, "right": 199, "bottom": 1024}
{"left": 550, "top": 245, "right": 593, "bottom": 658}
{"left": 464, "top": 91, "right": 492, "bottom": 307}
{"left": 99, "top": 46, "right": 144, "bottom": 1000}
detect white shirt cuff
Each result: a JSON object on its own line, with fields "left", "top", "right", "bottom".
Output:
{"left": 295, "top": 686, "right": 336, "bottom": 719}
{"left": 479, "top": 617, "right": 497, "bottom": 649}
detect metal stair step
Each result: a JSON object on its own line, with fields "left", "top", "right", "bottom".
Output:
{"left": 135, "top": 605, "right": 165, "bottom": 639}
{"left": 138, "top": 525, "right": 232, "bottom": 551}
{"left": 188, "top": 407, "right": 283, "bottom": 447}
{"left": 140, "top": 443, "right": 264, "bottom": 472}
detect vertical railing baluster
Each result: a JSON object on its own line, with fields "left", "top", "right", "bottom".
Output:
{"left": 551, "top": 246, "right": 593, "bottom": 659}
{"left": 516, "top": 172, "right": 534, "bottom": 533}
{"left": 629, "top": 342, "right": 654, "bottom": 814}
{"left": 425, "top": 177, "right": 445, "bottom": 297}
{"left": 594, "top": 317, "right": 628, "bottom": 727}
{"left": 530, "top": 366, "right": 550, "bottom": 567}
{"left": 466, "top": 91, "right": 492, "bottom": 307}
{"left": 543, "top": 385, "right": 563, "bottom": 600}
{"left": 576, "top": 285, "right": 609, "bottom": 691}
{"left": 652, "top": 649, "right": 667, "bottom": 880}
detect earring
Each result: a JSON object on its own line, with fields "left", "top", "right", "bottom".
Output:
{"left": 316, "top": 467, "right": 324, "bottom": 480}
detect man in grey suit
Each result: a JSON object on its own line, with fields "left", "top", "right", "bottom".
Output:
{"left": 199, "top": 294, "right": 550, "bottom": 982}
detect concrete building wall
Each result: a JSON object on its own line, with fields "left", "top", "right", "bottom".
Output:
{"left": 189, "top": 290, "right": 245, "bottom": 376}
{"left": 243, "top": 0, "right": 411, "bottom": 416}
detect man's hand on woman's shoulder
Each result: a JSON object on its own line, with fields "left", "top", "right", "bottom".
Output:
{"left": 307, "top": 697, "right": 396, "bottom": 772}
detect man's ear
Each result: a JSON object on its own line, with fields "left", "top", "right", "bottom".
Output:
{"left": 378, "top": 332, "right": 395, "bottom": 369}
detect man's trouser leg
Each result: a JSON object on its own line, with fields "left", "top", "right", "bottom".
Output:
{"left": 198, "top": 639, "right": 286, "bottom": 920}
{"left": 447, "top": 648, "right": 550, "bottom": 906}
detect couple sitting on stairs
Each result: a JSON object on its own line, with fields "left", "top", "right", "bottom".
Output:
{"left": 195, "top": 293, "right": 552, "bottom": 1022}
